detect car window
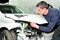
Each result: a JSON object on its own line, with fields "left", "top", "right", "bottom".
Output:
{"left": 0, "top": 5, "right": 23, "bottom": 14}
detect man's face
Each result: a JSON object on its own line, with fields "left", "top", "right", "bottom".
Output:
{"left": 37, "top": 6, "right": 47, "bottom": 15}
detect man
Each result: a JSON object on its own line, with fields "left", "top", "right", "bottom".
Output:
{"left": 30, "top": 1, "right": 60, "bottom": 40}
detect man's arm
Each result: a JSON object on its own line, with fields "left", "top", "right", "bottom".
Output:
{"left": 30, "top": 13, "right": 59, "bottom": 32}
{"left": 39, "top": 14, "right": 59, "bottom": 32}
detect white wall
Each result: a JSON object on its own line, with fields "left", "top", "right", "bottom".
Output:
{"left": 9, "top": 0, "right": 60, "bottom": 13}
{"left": 9, "top": 0, "right": 43, "bottom": 13}
{"left": 44, "top": 0, "right": 60, "bottom": 9}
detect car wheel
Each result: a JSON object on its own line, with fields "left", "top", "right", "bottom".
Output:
{"left": 10, "top": 31, "right": 17, "bottom": 40}
{"left": 1, "top": 30, "right": 13, "bottom": 40}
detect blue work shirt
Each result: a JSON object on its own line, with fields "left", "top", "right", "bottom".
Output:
{"left": 39, "top": 8, "right": 60, "bottom": 32}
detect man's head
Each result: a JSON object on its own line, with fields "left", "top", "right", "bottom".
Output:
{"left": 36, "top": 1, "right": 48, "bottom": 15}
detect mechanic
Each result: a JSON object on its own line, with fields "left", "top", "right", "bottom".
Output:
{"left": 30, "top": 1, "right": 60, "bottom": 40}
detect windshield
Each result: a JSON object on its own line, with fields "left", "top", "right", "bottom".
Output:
{"left": 0, "top": 5, "right": 23, "bottom": 14}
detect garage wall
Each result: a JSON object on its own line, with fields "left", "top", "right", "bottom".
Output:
{"left": 9, "top": 0, "right": 42, "bottom": 6}
{"left": 9, "top": 0, "right": 60, "bottom": 13}
{"left": 9, "top": 0, "right": 42, "bottom": 13}
{"left": 44, "top": 0, "right": 60, "bottom": 9}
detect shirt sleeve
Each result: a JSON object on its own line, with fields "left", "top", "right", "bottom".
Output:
{"left": 39, "top": 13, "right": 59, "bottom": 32}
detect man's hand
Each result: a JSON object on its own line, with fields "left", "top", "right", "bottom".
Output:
{"left": 30, "top": 22, "right": 39, "bottom": 29}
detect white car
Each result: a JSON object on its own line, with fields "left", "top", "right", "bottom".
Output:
{"left": 0, "top": 5, "right": 48, "bottom": 40}
{"left": 0, "top": 5, "right": 24, "bottom": 40}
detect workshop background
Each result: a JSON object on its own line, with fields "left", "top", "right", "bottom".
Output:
{"left": 9, "top": 0, "right": 60, "bottom": 13}
{"left": 0, "top": 0, "right": 60, "bottom": 40}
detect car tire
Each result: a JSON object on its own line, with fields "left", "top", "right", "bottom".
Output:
{"left": 1, "top": 30, "right": 13, "bottom": 40}
{"left": 10, "top": 31, "right": 17, "bottom": 40}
